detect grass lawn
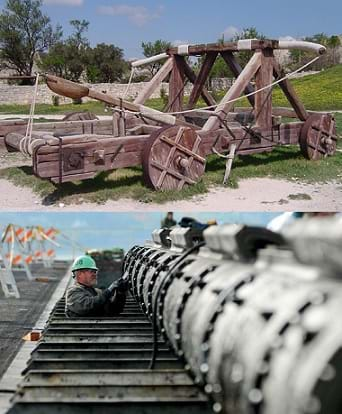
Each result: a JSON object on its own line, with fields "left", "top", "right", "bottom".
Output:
{"left": 0, "top": 65, "right": 341, "bottom": 204}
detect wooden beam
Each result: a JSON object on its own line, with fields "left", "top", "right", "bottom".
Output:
{"left": 177, "top": 58, "right": 216, "bottom": 107}
{"left": 134, "top": 57, "right": 173, "bottom": 105}
{"left": 273, "top": 60, "right": 308, "bottom": 121}
{"left": 187, "top": 52, "right": 217, "bottom": 109}
{"left": 203, "top": 51, "right": 262, "bottom": 132}
{"left": 168, "top": 55, "right": 186, "bottom": 113}
{"left": 168, "top": 40, "right": 279, "bottom": 56}
{"left": 220, "top": 51, "right": 255, "bottom": 107}
{"left": 254, "top": 48, "right": 273, "bottom": 129}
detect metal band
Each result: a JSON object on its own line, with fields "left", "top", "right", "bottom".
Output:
{"left": 237, "top": 39, "right": 253, "bottom": 50}
{"left": 177, "top": 45, "right": 190, "bottom": 55}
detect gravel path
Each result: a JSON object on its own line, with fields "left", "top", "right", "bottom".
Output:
{"left": 1, "top": 177, "right": 340, "bottom": 212}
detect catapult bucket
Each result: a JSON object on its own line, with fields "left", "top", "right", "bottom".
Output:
{"left": 45, "top": 74, "right": 89, "bottom": 100}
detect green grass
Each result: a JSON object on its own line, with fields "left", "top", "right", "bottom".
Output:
{"left": 0, "top": 101, "right": 109, "bottom": 116}
{"left": 272, "top": 65, "right": 342, "bottom": 111}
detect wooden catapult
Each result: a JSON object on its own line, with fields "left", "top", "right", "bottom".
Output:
{"left": 1, "top": 39, "right": 338, "bottom": 190}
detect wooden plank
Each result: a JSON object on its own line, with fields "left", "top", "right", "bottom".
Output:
{"left": 254, "top": 48, "right": 273, "bottom": 129}
{"left": 220, "top": 51, "right": 255, "bottom": 107}
{"left": 36, "top": 150, "right": 143, "bottom": 178}
{"left": 36, "top": 134, "right": 149, "bottom": 155}
{"left": 168, "top": 40, "right": 279, "bottom": 56}
{"left": 198, "top": 122, "right": 303, "bottom": 155}
{"left": 36, "top": 138, "right": 149, "bottom": 163}
{"left": 202, "top": 51, "right": 262, "bottom": 132}
{"left": 168, "top": 55, "right": 185, "bottom": 113}
{"left": 134, "top": 58, "right": 173, "bottom": 105}
{"left": 187, "top": 52, "right": 218, "bottom": 109}
{"left": 273, "top": 60, "right": 309, "bottom": 121}
{"left": 177, "top": 58, "right": 216, "bottom": 107}
{"left": 0, "top": 119, "right": 115, "bottom": 138}
{"left": 50, "top": 172, "right": 96, "bottom": 184}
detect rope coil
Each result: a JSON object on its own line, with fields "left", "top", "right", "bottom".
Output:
{"left": 19, "top": 73, "right": 40, "bottom": 156}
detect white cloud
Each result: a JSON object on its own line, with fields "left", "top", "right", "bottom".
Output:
{"left": 97, "top": 4, "right": 163, "bottom": 27}
{"left": 222, "top": 26, "right": 240, "bottom": 40}
{"left": 44, "top": 0, "right": 83, "bottom": 5}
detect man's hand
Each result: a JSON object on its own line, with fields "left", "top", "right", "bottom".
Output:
{"left": 105, "top": 277, "right": 129, "bottom": 296}
{"left": 116, "top": 277, "right": 129, "bottom": 293}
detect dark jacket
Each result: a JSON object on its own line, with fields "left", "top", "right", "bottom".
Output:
{"left": 65, "top": 282, "right": 126, "bottom": 317}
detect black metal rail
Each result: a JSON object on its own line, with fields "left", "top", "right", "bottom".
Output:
{"left": 7, "top": 293, "right": 212, "bottom": 414}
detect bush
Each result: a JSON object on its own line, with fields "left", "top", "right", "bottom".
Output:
{"left": 52, "top": 95, "right": 60, "bottom": 106}
{"left": 72, "top": 98, "right": 83, "bottom": 105}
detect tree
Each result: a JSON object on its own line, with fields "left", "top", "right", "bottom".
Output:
{"left": 141, "top": 39, "right": 172, "bottom": 77}
{"left": 0, "top": 0, "right": 62, "bottom": 83}
{"left": 231, "top": 27, "right": 265, "bottom": 68}
{"left": 327, "top": 35, "right": 341, "bottom": 65}
{"left": 39, "top": 19, "right": 89, "bottom": 82}
{"left": 86, "top": 43, "right": 128, "bottom": 83}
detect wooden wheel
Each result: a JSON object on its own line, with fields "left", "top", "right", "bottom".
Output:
{"left": 299, "top": 114, "right": 337, "bottom": 160}
{"left": 142, "top": 125, "right": 206, "bottom": 191}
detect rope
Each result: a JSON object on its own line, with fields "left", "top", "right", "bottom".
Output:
{"left": 121, "top": 67, "right": 136, "bottom": 100}
{"left": 20, "top": 73, "right": 40, "bottom": 156}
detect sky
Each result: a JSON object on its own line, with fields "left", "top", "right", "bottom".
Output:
{"left": 0, "top": 212, "right": 280, "bottom": 259}
{"left": 0, "top": 0, "right": 341, "bottom": 59}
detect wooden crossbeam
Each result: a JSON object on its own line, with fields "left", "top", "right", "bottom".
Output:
{"left": 156, "top": 127, "right": 186, "bottom": 188}
{"left": 168, "top": 40, "right": 279, "bottom": 56}
{"left": 187, "top": 52, "right": 218, "bottom": 109}
{"left": 177, "top": 58, "right": 216, "bottom": 107}
{"left": 203, "top": 52, "right": 262, "bottom": 132}
{"left": 273, "top": 60, "right": 308, "bottom": 121}
{"left": 220, "top": 51, "right": 255, "bottom": 107}
{"left": 150, "top": 160, "right": 197, "bottom": 186}
{"left": 177, "top": 134, "right": 203, "bottom": 189}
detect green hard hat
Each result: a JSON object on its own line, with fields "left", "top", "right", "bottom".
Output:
{"left": 71, "top": 255, "right": 98, "bottom": 272}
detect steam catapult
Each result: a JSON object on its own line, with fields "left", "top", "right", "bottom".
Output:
{"left": 1, "top": 39, "right": 338, "bottom": 190}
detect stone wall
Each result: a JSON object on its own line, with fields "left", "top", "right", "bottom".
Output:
{"left": 0, "top": 81, "right": 194, "bottom": 106}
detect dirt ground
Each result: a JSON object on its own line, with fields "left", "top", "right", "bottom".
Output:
{"left": 0, "top": 176, "right": 340, "bottom": 212}
{"left": 0, "top": 149, "right": 341, "bottom": 211}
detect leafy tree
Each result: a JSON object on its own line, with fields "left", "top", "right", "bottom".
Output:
{"left": 327, "top": 35, "right": 341, "bottom": 65}
{"left": 86, "top": 43, "right": 128, "bottom": 83}
{"left": 141, "top": 39, "right": 172, "bottom": 77}
{"left": 0, "top": 0, "right": 62, "bottom": 83}
{"left": 39, "top": 19, "right": 89, "bottom": 82}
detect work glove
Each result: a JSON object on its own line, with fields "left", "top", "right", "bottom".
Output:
{"left": 105, "top": 277, "right": 129, "bottom": 296}
{"left": 116, "top": 277, "right": 129, "bottom": 293}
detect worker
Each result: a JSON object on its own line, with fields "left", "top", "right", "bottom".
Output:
{"left": 161, "top": 212, "right": 177, "bottom": 228}
{"left": 65, "top": 255, "right": 128, "bottom": 318}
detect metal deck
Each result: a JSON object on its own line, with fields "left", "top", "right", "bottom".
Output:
{"left": 7, "top": 294, "right": 212, "bottom": 414}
